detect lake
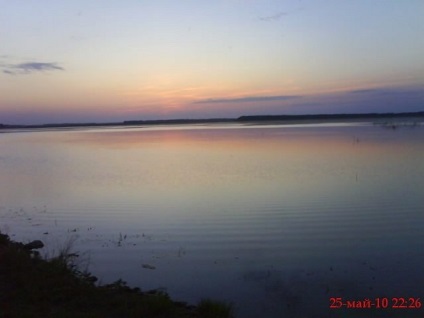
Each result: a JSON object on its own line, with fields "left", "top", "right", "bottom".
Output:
{"left": 1, "top": 122, "right": 423, "bottom": 317}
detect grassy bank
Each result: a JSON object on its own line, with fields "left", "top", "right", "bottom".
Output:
{"left": 0, "top": 232, "right": 234, "bottom": 318}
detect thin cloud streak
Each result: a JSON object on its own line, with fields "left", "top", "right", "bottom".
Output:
{"left": 348, "top": 86, "right": 424, "bottom": 96}
{"left": 349, "top": 88, "right": 381, "bottom": 94}
{"left": 348, "top": 88, "right": 400, "bottom": 95}
{"left": 259, "top": 12, "right": 287, "bottom": 22}
{"left": 195, "top": 95, "right": 301, "bottom": 104}
{"left": 2, "top": 62, "right": 64, "bottom": 75}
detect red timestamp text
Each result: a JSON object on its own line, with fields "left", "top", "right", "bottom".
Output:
{"left": 329, "top": 297, "right": 422, "bottom": 309}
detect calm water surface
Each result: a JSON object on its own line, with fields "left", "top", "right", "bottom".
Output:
{"left": 1, "top": 123, "right": 423, "bottom": 317}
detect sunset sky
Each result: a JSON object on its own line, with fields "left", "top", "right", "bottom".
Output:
{"left": 1, "top": 0, "right": 423, "bottom": 124}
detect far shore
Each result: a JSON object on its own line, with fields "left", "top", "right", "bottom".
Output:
{"left": 1, "top": 111, "right": 423, "bottom": 132}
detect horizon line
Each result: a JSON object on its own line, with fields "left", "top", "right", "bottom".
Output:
{"left": 1, "top": 110, "right": 424, "bottom": 129}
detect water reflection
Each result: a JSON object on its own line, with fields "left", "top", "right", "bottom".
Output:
{"left": 0, "top": 123, "right": 423, "bottom": 317}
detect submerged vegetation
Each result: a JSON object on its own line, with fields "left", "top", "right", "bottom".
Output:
{"left": 0, "top": 232, "right": 234, "bottom": 318}
{"left": 374, "top": 120, "right": 422, "bottom": 130}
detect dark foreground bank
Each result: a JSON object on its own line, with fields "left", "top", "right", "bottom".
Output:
{"left": 0, "top": 232, "right": 234, "bottom": 318}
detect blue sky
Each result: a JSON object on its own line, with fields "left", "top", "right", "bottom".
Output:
{"left": 1, "top": 0, "right": 423, "bottom": 124}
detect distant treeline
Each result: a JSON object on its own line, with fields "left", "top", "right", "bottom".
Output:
{"left": 1, "top": 111, "right": 423, "bottom": 130}
{"left": 237, "top": 111, "right": 424, "bottom": 122}
{"left": 123, "top": 118, "right": 234, "bottom": 125}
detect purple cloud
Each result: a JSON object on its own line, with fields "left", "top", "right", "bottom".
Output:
{"left": 2, "top": 62, "right": 64, "bottom": 75}
{"left": 195, "top": 95, "right": 301, "bottom": 104}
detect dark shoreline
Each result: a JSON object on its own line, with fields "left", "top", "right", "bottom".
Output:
{"left": 1, "top": 111, "right": 423, "bottom": 130}
{"left": 0, "top": 232, "right": 234, "bottom": 318}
